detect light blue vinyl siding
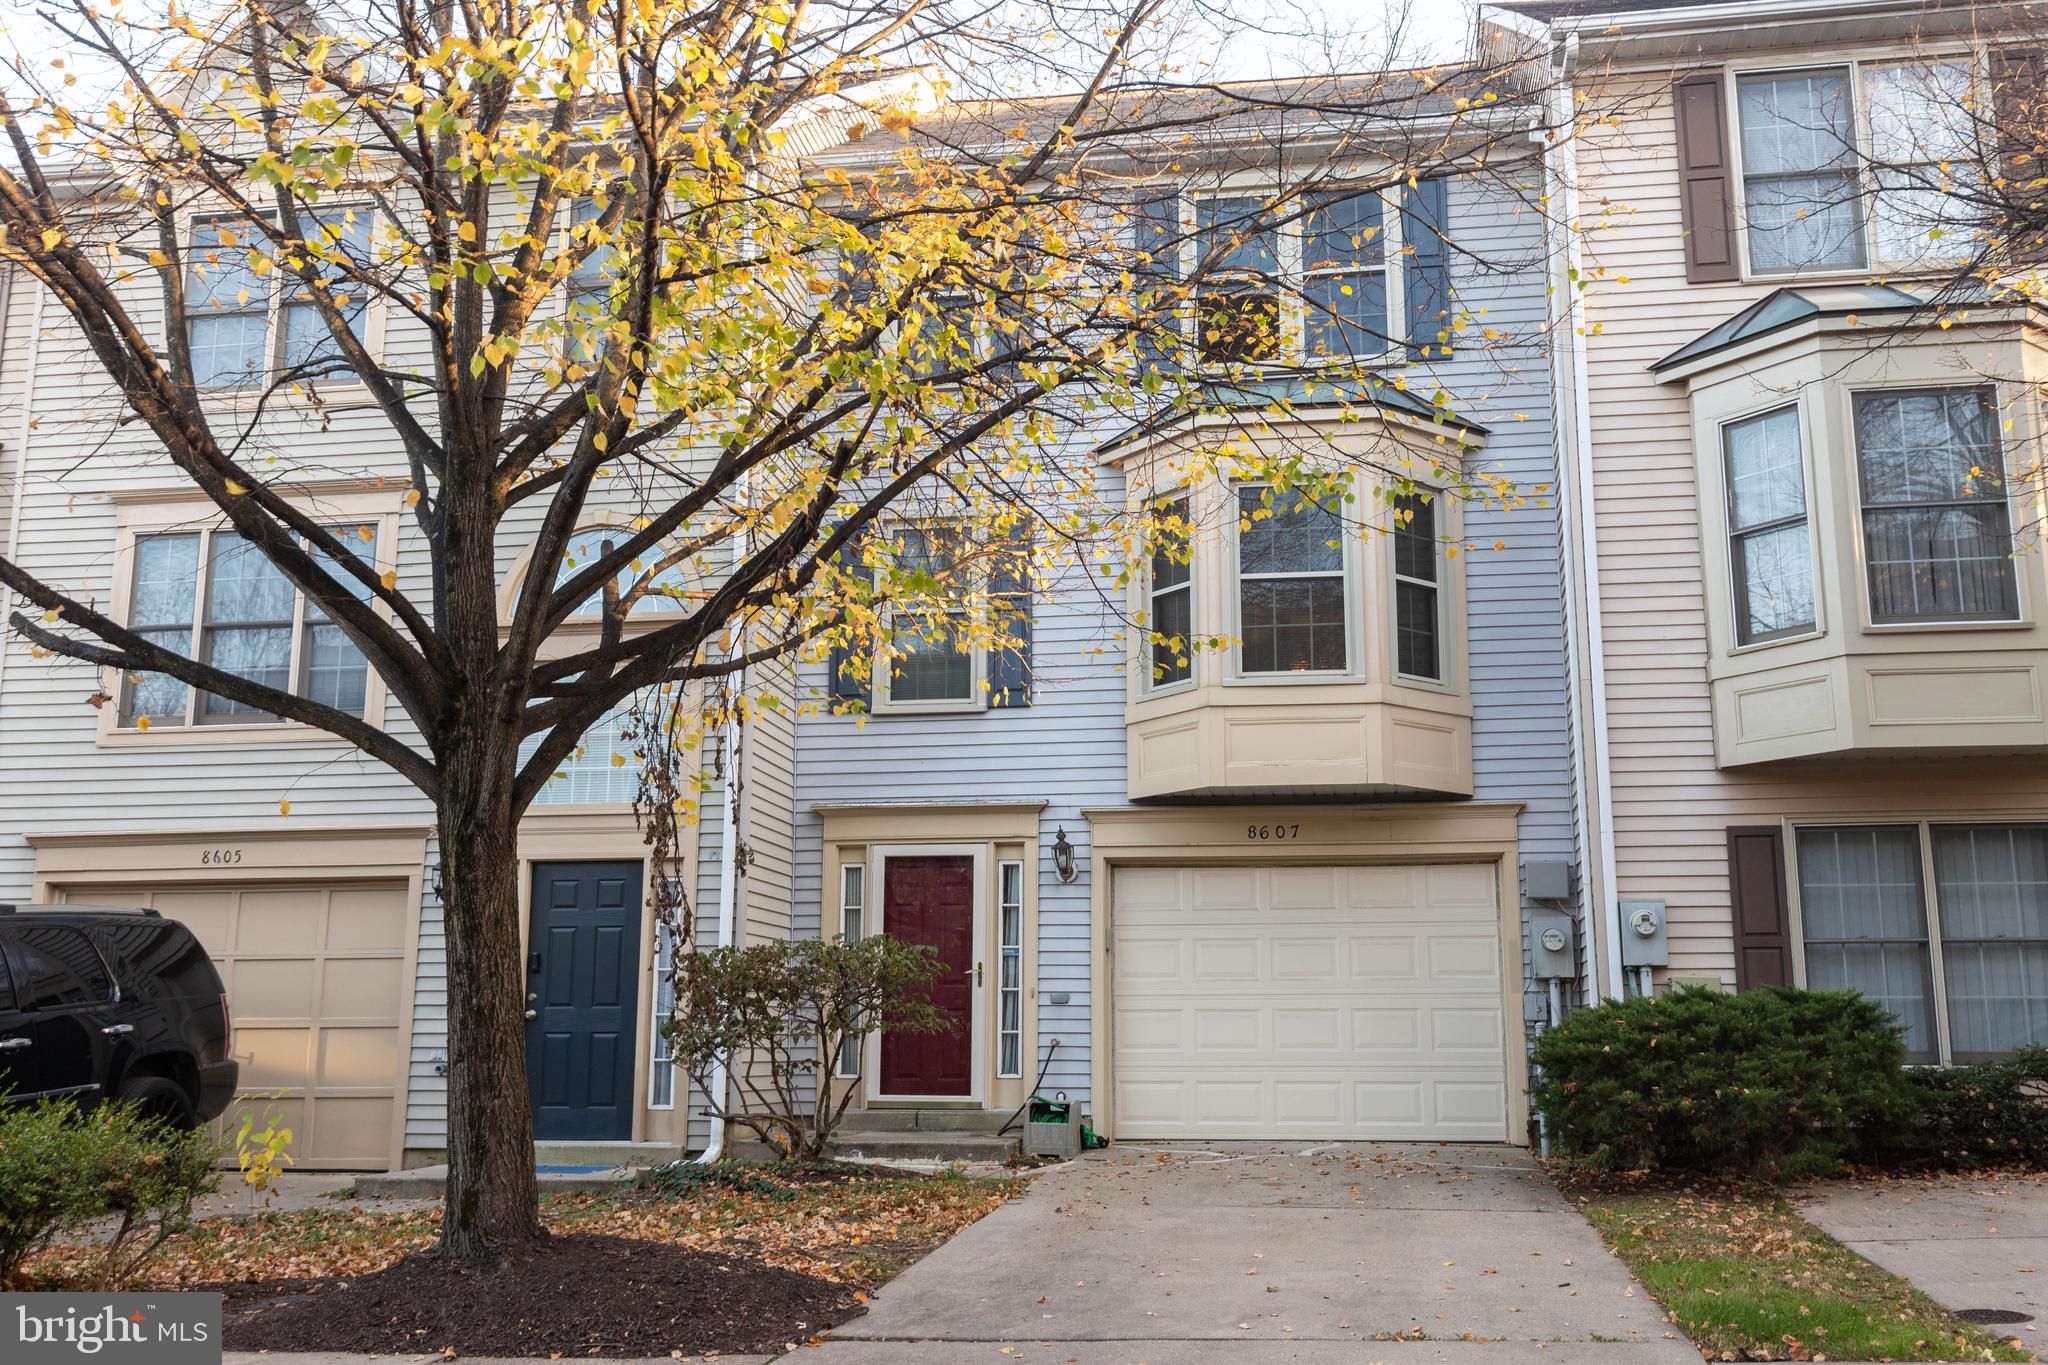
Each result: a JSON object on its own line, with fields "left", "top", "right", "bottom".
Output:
{"left": 791, "top": 169, "right": 1586, "bottom": 1112}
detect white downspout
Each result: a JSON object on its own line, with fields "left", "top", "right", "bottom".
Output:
{"left": 1548, "top": 35, "right": 1624, "bottom": 1002}
{"left": 695, "top": 517, "right": 749, "bottom": 1164}
{"left": 0, "top": 272, "right": 36, "bottom": 707}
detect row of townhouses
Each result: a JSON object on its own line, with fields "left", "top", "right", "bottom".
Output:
{"left": 0, "top": 0, "right": 2041, "bottom": 1171}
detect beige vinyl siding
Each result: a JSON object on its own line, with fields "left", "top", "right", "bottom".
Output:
{"left": 1572, "top": 73, "right": 2048, "bottom": 982}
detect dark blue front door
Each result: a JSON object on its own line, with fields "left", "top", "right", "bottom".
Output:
{"left": 527, "top": 862, "right": 642, "bottom": 1140}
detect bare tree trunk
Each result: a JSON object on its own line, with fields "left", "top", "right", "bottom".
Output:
{"left": 436, "top": 776, "right": 542, "bottom": 1264}
{"left": 434, "top": 460, "right": 540, "bottom": 1265}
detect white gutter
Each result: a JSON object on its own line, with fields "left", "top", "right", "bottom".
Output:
{"left": 0, "top": 272, "right": 37, "bottom": 708}
{"left": 1546, "top": 36, "right": 1624, "bottom": 1002}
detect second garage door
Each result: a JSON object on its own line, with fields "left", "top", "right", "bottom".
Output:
{"left": 1111, "top": 862, "right": 1509, "bottom": 1141}
{"left": 60, "top": 880, "right": 412, "bottom": 1170}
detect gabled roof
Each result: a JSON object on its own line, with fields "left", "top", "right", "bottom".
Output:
{"left": 1098, "top": 375, "right": 1489, "bottom": 456}
{"left": 1649, "top": 283, "right": 1929, "bottom": 372}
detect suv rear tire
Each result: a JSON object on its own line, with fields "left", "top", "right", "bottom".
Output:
{"left": 116, "top": 1074, "right": 198, "bottom": 1130}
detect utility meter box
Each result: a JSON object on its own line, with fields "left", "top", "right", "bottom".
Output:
{"left": 1619, "top": 899, "right": 1669, "bottom": 967}
{"left": 1527, "top": 910, "right": 1576, "bottom": 979}
{"left": 1523, "top": 859, "right": 1573, "bottom": 903}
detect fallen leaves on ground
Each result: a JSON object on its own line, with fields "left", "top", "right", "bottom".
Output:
{"left": 30, "top": 1168, "right": 1022, "bottom": 1292}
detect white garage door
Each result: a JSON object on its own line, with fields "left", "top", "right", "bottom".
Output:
{"left": 61, "top": 881, "right": 411, "bottom": 1170}
{"left": 1111, "top": 862, "right": 1509, "bottom": 1140}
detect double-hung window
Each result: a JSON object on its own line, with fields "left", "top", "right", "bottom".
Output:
{"left": 1737, "top": 69, "right": 1866, "bottom": 272}
{"left": 1235, "top": 484, "right": 1349, "bottom": 675}
{"left": 1302, "top": 191, "right": 1389, "bottom": 360}
{"left": 120, "top": 524, "right": 381, "bottom": 729}
{"left": 879, "top": 525, "right": 978, "bottom": 708}
{"left": 1391, "top": 493, "right": 1443, "bottom": 681}
{"left": 188, "top": 210, "right": 373, "bottom": 387}
{"left": 1146, "top": 495, "right": 1193, "bottom": 689}
{"left": 1167, "top": 191, "right": 1397, "bottom": 366}
{"left": 1723, "top": 405, "right": 1816, "bottom": 644}
{"left": 1864, "top": 60, "right": 1979, "bottom": 266}
{"left": 1733, "top": 58, "right": 1979, "bottom": 275}
{"left": 1194, "top": 197, "right": 1282, "bottom": 364}
{"left": 1852, "top": 387, "right": 2018, "bottom": 624}
{"left": 1797, "top": 823, "right": 2048, "bottom": 1066}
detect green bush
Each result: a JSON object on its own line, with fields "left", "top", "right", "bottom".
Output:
{"left": 663, "top": 934, "right": 948, "bottom": 1161}
{"left": 1531, "top": 986, "right": 1913, "bottom": 1176}
{"left": 0, "top": 1098, "right": 220, "bottom": 1289}
{"left": 1866, "top": 1045, "right": 2048, "bottom": 1171}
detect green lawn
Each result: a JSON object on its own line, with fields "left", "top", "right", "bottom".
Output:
{"left": 1574, "top": 1183, "right": 2032, "bottom": 1363}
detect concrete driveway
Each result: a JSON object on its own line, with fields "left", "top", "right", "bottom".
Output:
{"left": 808, "top": 1142, "right": 1699, "bottom": 1365}
{"left": 1801, "top": 1172, "right": 2048, "bottom": 1354}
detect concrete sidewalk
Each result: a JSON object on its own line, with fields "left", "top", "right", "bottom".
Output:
{"left": 1801, "top": 1172, "right": 2048, "bottom": 1354}
{"left": 813, "top": 1141, "right": 1699, "bottom": 1364}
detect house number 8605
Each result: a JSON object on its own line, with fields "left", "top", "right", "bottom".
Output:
{"left": 1246, "top": 824, "right": 1299, "bottom": 841}
{"left": 199, "top": 849, "right": 243, "bottom": 865}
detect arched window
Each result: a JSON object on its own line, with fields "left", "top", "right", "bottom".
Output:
{"left": 551, "top": 528, "right": 689, "bottom": 618}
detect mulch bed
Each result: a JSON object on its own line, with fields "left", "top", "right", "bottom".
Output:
{"left": 214, "top": 1232, "right": 865, "bottom": 1358}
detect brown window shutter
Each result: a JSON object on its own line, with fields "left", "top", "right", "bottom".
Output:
{"left": 1991, "top": 47, "right": 2048, "bottom": 263}
{"left": 1728, "top": 826, "right": 1792, "bottom": 991}
{"left": 1673, "top": 71, "right": 1739, "bottom": 283}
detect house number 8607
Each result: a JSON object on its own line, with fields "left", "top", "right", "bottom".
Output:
{"left": 1246, "top": 824, "right": 1299, "bottom": 841}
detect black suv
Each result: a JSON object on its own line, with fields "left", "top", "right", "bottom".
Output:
{"left": 0, "top": 906, "right": 236, "bottom": 1128}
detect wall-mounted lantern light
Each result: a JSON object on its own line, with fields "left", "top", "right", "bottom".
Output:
{"left": 1052, "top": 827, "right": 1078, "bottom": 883}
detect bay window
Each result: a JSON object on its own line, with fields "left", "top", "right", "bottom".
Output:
{"left": 1392, "top": 492, "right": 1442, "bottom": 681}
{"left": 120, "top": 525, "right": 380, "bottom": 729}
{"left": 1722, "top": 405, "right": 1815, "bottom": 644}
{"left": 1852, "top": 387, "right": 2018, "bottom": 624}
{"left": 1797, "top": 822, "right": 2048, "bottom": 1066}
{"left": 1235, "top": 484, "right": 1349, "bottom": 675}
{"left": 1146, "top": 495, "right": 1193, "bottom": 689}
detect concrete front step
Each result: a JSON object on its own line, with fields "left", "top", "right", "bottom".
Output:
{"left": 847, "top": 1106, "right": 1019, "bottom": 1133}
{"left": 821, "top": 1129, "right": 1020, "bottom": 1163}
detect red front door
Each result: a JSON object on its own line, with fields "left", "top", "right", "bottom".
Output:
{"left": 879, "top": 855, "right": 974, "bottom": 1096}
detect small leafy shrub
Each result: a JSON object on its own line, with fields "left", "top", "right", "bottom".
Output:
{"left": 636, "top": 1159, "right": 789, "bottom": 1199}
{"left": 233, "top": 1096, "right": 298, "bottom": 1193}
{"left": 0, "top": 1097, "right": 220, "bottom": 1288}
{"left": 664, "top": 935, "right": 947, "bottom": 1160}
{"left": 1864, "top": 1045, "right": 2048, "bottom": 1171}
{"left": 1532, "top": 986, "right": 1913, "bottom": 1176}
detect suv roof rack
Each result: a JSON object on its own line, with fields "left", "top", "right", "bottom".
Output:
{"left": 0, "top": 903, "right": 161, "bottom": 917}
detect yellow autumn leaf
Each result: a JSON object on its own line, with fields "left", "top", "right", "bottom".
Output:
{"left": 135, "top": 716, "right": 151, "bottom": 731}
{"left": 279, "top": 799, "right": 292, "bottom": 817}
{"left": 404, "top": 489, "right": 422, "bottom": 508}
{"left": 357, "top": 525, "right": 374, "bottom": 542}
{"left": 379, "top": 569, "right": 398, "bottom": 590}
{"left": 226, "top": 478, "right": 249, "bottom": 495}
{"left": 41, "top": 608, "right": 58, "bottom": 622}
{"left": 40, "top": 228, "right": 60, "bottom": 250}
{"left": 610, "top": 752, "right": 626, "bottom": 767}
